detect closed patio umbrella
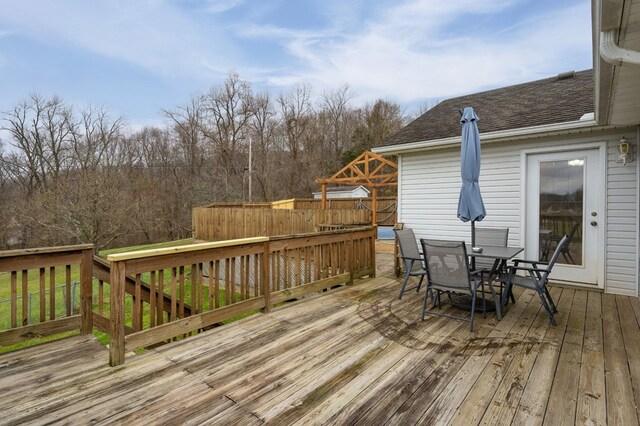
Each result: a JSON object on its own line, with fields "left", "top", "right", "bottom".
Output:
{"left": 457, "top": 106, "right": 486, "bottom": 265}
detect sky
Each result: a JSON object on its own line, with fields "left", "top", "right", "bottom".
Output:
{"left": 0, "top": 0, "right": 593, "bottom": 133}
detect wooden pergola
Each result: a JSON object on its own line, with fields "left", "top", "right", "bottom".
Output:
{"left": 316, "top": 151, "right": 398, "bottom": 226}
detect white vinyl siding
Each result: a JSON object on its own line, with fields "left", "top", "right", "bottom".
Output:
{"left": 398, "top": 131, "right": 638, "bottom": 296}
{"left": 605, "top": 137, "right": 638, "bottom": 296}
{"left": 399, "top": 142, "right": 523, "bottom": 247}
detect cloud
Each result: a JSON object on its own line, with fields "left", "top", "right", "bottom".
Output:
{"left": 0, "top": 0, "right": 592, "bottom": 121}
{"left": 0, "top": 0, "right": 234, "bottom": 80}
{"left": 201, "top": 0, "right": 246, "bottom": 14}
{"left": 245, "top": 0, "right": 591, "bottom": 105}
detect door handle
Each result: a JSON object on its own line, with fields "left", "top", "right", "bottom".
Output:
{"left": 590, "top": 221, "right": 598, "bottom": 226}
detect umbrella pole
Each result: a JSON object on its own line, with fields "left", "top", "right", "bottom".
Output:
{"left": 471, "top": 220, "right": 476, "bottom": 271}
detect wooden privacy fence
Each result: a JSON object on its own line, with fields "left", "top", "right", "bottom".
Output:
{"left": 271, "top": 197, "right": 397, "bottom": 226}
{"left": 106, "top": 227, "right": 376, "bottom": 366}
{"left": 193, "top": 207, "right": 371, "bottom": 242}
{"left": 0, "top": 245, "right": 94, "bottom": 346}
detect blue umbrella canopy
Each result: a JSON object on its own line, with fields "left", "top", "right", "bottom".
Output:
{"left": 457, "top": 107, "right": 486, "bottom": 225}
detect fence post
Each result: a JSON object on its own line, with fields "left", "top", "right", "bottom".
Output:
{"left": 262, "top": 241, "right": 272, "bottom": 313}
{"left": 109, "top": 260, "right": 126, "bottom": 366}
{"left": 80, "top": 248, "right": 94, "bottom": 335}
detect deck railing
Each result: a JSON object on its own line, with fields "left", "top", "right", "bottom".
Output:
{"left": 106, "top": 227, "right": 376, "bottom": 365}
{"left": 0, "top": 245, "right": 94, "bottom": 346}
{"left": 0, "top": 228, "right": 375, "bottom": 365}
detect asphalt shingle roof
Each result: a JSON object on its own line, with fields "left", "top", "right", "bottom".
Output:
{"left": 381, "top": 69, "right": 594, "bottom": 147}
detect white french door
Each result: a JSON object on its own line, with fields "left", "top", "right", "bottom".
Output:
{"left": 525, "top": 149, "right": 603, "bottom": 286}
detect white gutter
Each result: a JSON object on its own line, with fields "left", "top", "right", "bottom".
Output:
{"left": 600, "top": 30, "right": 640, "bottom": 66}
{"left": 373, "top": 119, "right": 615, "bottom": 155}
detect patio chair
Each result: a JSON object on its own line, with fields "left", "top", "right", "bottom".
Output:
{"left": 473, "top": 227, "right": 512, "bottom": 304}
{"left": 394, "top": 229, "right": 427, "bottom": 299}
{"left": 473, "top": 227, "right": 509, "bottom": 273}
{"left": 501, "top": 234, "right": 570, "bottom": 326}
{"left": 420, "top": 239, "right": 483, "bottom": 331}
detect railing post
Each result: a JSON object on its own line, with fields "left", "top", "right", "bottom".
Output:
{"left": 80, "top": 247, "right": 94, "bottom": 335}
{"left": 370, "top": 227, "right": 377, "bottom": 278}
{"left": 348, "top": 232, "right": 354, "bottom": 285}
{"left": 262, "top": 241, "right": 272, "bottom": 313}
{"left": 109, "top": 260, "right": 126, "bottom": 366}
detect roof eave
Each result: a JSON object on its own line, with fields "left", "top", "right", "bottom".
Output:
{"left": 373, "top": 119, "right": 615, "bottom": 155}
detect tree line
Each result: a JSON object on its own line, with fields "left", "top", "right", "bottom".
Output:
{"left": 0, "top": 73, "right": 406, "bottom": 251}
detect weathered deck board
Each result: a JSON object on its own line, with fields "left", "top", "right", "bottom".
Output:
{"left": 480, "top": 288, "right": 571, "bottom": 425}
{"left": 1, "top": 261, "right": 639, "bottom": 425}
{"left": 575, "top": 291, "right": 606, "bottom": 426}
{"left": 603, "top": 293, "right": 640, "bottom": 425}
{"left": 543, "top": 289, "right": 587, "bottom": 425}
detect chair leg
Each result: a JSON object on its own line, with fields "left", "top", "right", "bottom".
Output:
{"left": 422, "top": 286, "right": 431, "bottom": 321}
{"left": 416, "top": 275, "right": 424, "bottom": 292}
{"left": 470, "top": 292, "right": 476, "bottom": 332}
{"left": 537, "top": 290, "right": 557, "bottom": 326}
{"left": 398, "top": 272, "right": 411, "bottom": 299}
{"left": 501, "top": 280, "right": 513, "bottom": 313}
{"left": 544, "top": 286, "right": 558, "bottom": 313}
{"left": 481, "top": 283, "right": 487, "bottom": 318}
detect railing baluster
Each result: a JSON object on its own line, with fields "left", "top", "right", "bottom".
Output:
{"left": 149, "top": 271, "right": 156, "bottom": 328}
{"left": 39, "top": 268, "right": 45, "bottom": 323}
{"left": 214, "top": 260, "right": 220, "bottom": 309}
{"left": 49, "top": 266, "right": 55, "bottom": 320}
{"left": 224, "top": 259, "right": 230, "bottom": 306}
{"left": 10, "top": 271, "right": 17, "bottom": 329}
{"left": 133, "top": 274, "right": 142, "bottom": 332}
{"left": 65, "top": 265, "right": 71, "bottom": 317}
{"left": 179, "top": 266, "right": 185, "bottom": 318}
{"left": 157, "top": 270, "right": 164, "bottom": 326}
{"left": 190, "top": 263, "right": 197, "bottom": 314}
{"left": 254, "top": 253, "right": 259, "bottom": 298}
{"left": 239, "top": 256, "right": 245, "bottom": 301}
{"left": 98, "top": 280, "right": 104, "bottom": 315}
{"left": 170, "top": 267, "right": 177, "bottom": 322}
{"left": 21, "top": 270, "right": 28, "bottom": 326}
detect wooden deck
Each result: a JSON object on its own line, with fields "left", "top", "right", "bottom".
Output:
{"left": 2, "top": 249, "right": 640, "bottom": 425}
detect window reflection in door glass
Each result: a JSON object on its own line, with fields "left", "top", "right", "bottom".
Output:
{"left": 538, "top": 159, "right": 583, "bottom": 265}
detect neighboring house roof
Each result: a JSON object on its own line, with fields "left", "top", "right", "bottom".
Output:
{"left": 312, "top": 185, "right": 371, "bottom": 194}
{"left": 380, "top": 70, "right": 594, "bottom": 147}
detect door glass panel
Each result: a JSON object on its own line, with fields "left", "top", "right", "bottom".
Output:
{"left": 538, "top": 159, "right": 583, "bottom": 265}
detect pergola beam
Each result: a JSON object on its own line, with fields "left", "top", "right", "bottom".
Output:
{"left": 315, "top": 151, "right": 397, "bottom": 227}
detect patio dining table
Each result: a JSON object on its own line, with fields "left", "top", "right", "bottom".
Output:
{"left": 466, "top": 244, "right": 524, "bottom": 320}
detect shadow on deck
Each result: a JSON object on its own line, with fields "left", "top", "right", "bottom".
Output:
{"left": 1, "top": 244, "right": 639, "bottom": 425}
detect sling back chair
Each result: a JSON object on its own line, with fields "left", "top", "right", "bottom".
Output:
{"left": 394, "top": 228, "right": 427, "bottom": 299}
{"left": 501, "top": 234, "right": 570, "bottom": 326}
{"left": 420, "top": 239, "right": 483, "bottom": 331}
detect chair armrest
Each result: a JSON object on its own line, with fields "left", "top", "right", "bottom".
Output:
{"left": 512, "top": 259, "right": 549, "bottom": 266}
{"left": 400, "top": 255, "right": 422, "bottom": 262}
{"left": 508, "top": 265, "right": 550, "bottom": 275}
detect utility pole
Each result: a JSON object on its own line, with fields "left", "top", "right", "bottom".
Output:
{"left": 248, "top": 136, "right": 253, "bottom": 202}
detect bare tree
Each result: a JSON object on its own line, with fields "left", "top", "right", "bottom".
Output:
{"left": 249, "top": 91, "right": 278, "bottom": 200}
{"left": 2, "top": 94, "right": 73, "bottom": 193}
{"left": 1, "top": 76, "right": 410, "bottom": 251}
{"left": 201, "top": 72, "right": 256, "bottom": 198}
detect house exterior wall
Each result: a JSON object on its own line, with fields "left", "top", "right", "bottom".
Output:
{"left": 397, "top": 129, "right": 638, "bottom": 296}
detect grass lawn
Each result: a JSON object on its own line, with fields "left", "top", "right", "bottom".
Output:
{"left": 1, "top": 238, "right": 261, "bottom": 353}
